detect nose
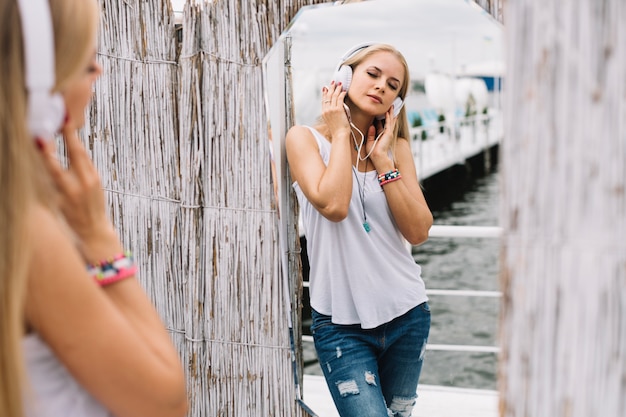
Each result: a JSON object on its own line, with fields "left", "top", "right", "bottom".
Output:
{"left": 374, "top": 79, "right": 386, "bottom": 93}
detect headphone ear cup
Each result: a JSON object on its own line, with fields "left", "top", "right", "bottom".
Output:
{"left": 392, "top": 97, "right": 404, "bottom": 117}
{"left": 375, "top": 97, "right": 405, "bottom": 120}
{"left": 331, "top": 65, "right": 352, "bottom": 92}
{"left": 28, "top": 91, "right": 65, "bottom": 140}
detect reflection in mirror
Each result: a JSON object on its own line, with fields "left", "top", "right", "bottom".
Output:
{"left": 264, "top": 1, "right": 504, "bottom": 415}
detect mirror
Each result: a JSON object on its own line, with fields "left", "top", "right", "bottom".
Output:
{"left": 263, "top": 0, "right": 504, "bottom": 415}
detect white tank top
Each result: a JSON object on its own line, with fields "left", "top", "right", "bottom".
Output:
{"left": 293, "top": 126, "right": 428, "bottom": 329}
{"left": 23, "top": 333, "right": 113, "bottom": 417}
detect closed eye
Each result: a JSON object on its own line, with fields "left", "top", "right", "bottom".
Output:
{"left": 366, "top": 66, "right": 401, "bottom": 91}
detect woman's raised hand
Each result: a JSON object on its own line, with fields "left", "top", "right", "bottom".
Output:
{"left": 36, "top": 121, "right": 120, "bottom": 261}
{"left": 366, "top": 105, "right": 397, "bottom": 164}
{"left": 321, "top": 81, "right": 350, "bottom": 137}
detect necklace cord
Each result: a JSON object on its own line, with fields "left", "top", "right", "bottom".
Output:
{"left": 352, "top": 158, "right": 370, "bottom": 232}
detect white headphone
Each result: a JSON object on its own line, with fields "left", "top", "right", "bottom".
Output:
{"left": 17, "top": 0, "right": 65, "bottom": 141}
{"left": 330, "top": 42, "right": 404, "bottom": 119}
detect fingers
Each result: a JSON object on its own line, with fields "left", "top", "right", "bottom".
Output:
{"left": 35, "top": 122, "right": 103, "bottom": 207}
{"left": 61, "top": 123, "right": 96, "bottom": 179}
{"left": 36, "top": 137, "right": 68, "bottom": 189}
{"left": 322, "top": 81, "right": 346, "bottom": 108}
{"left": 35, "top": 124, "right": 109, "bottom": 246}
{"left": 382, "top": 105, "right": 398, "bottom": 131}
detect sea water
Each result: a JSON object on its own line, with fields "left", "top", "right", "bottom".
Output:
{"left": 414, "top": 167, "right": 500, "bottom": 390}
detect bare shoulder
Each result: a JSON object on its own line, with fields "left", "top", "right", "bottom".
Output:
{"left": 286, "top": 124, "right": 311, "bottom": 136}
{"left": 285, "top": 124, "right": 321, "bottom": 156}
{"left": 26, "top": 204, "right": 69, "bottom": 251}
{"left": 286, "top": 125, "right": 314, "bottom": 146}
{"left": 395, "top": 137, "right": 415, "bottom": 163}
{"left": 396, "top": 136, "right": 411, "bottom": 150}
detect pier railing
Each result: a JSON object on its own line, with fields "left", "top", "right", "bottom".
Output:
{"left": 408, "top": 111, "right": 503, "bottom": 180}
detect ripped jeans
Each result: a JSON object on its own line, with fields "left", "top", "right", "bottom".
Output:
{"left": 311, "top": 303, "right": 430, "bottom": 417}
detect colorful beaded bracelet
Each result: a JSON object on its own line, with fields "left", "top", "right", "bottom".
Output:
{"left": 87, "top": 251, "right": 137, "bottom": 287}
{"left": 378, "top": 169, "right": 402, "bottom": 186}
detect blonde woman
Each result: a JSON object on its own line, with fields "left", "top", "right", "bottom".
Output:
{"left": 286, "top": 43, "right": 433, "bottom": 417}
{"left": 0, "top": 0, "right": 187, "bottom": 416}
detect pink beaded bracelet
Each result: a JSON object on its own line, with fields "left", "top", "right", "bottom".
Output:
{"left": 378, "top": 169, "right": 402, "bottom": 186}
{"left": 87, "top": 252, "right": 137, "bottom": 286}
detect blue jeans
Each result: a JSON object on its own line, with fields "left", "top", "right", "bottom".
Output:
{"left": 311, "top": 303, "right": 431, "bottom": 417}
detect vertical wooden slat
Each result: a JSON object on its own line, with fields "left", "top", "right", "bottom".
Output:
{"left": 500, "top": 1, "right": 625, "bottom": 416}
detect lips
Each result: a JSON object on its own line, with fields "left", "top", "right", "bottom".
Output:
{"left": 367, "top": 94, "right": 383, "bottom": 104}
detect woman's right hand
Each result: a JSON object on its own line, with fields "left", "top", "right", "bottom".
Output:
{"left": 321, "top": 81, "right": 350, "bottom": 137}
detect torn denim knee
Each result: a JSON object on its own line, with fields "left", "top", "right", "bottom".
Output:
{"left": 388, "top": 395, "right": 416, "bottom": 417}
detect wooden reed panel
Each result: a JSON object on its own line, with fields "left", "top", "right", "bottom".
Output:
{"left": 81, "top": 0, "right": 332, "bottom": 415}
{"left": 500, "top": 1, "right": 625, "bottom": 416}
{"left": 84, "top": 0, "right": 329, "bottom": 416}
{"left": 178, "top": 3, "right": 302, "bottom": 413}
{"left": 86, "top": 0, "right": 182, "bottom": 336}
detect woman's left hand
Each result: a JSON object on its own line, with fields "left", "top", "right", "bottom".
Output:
{"left": 365, "top": 106, "right": 397, "bottom": 165}
{"left": 36, "top": 122, "right": 120, "bottom": 259}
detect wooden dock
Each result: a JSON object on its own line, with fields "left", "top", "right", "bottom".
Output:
{"left": 411, "top": 111, "right": 502, "bottom": 181}
{"left": 303, "top": 374, "right": 499, "bottom": 417}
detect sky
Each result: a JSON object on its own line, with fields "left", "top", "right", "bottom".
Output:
{"left": 170, "top": 0, "right": 503, "bottom": 78}
{"left": 171, "top": 0, "right": 504, "bottom": 124}
{"left": 287, "top": 0, "right": 503, "bottom": 78}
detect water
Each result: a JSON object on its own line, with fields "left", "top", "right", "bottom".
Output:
{"left": 414, "top": 166, "right": 500, "bottom": 390}
{"left": 303, "top": 166, "right": 500, "bottom": 391}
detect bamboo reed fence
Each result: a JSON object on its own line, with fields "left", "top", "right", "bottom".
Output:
{"left": 500, "top": 1, "right": 625, "bottom": 416}
{"left": 82, "top": 0, "right": 326, "bottom": 416}
{"left": 78, "top": 1, "right": 517, "bottom": 416}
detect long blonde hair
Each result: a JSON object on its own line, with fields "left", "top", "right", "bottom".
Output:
{"left": 0, "top": 0, "right": 98, "bottom": 416}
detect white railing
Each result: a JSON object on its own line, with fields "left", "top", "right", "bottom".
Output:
{"left": 429, "top": 224, "right": 501, "bottom": 238}
{"left": 409, "top": 111, "right": 503, "bottom": 180}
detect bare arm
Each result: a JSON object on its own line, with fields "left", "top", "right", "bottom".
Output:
{"left": 25, "top": 207, "right": 187, "bottom": 417}
{"left": 285, "top": 82, "right": 354, "bottom": 221}
{"left": 377, "top": 138, "right": 432, "bottom": 244}
{"left": 367, "top": 112, "right": 433, "bottom": 245}
{"left": 30, "top": 124, "right": 187, "bottom": 417}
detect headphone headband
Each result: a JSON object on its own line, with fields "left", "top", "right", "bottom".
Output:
{"left": 17, "top": 0, "right": 65, "bottom": 140}
{"left": 335, "top": 42, "right": 376, "bottom": 72}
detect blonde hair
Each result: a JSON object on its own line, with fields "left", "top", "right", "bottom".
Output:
{"left": 0, "top": 0, "right": 98, "bottom": 416}
{"left": 342, "top": 43, "right": 412, "bottom": 160}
